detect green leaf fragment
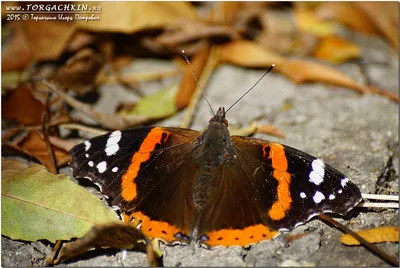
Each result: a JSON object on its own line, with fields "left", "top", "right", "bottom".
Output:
{"left": 1, "top": 163, "right": 119, "bottom": 243}
{"left": 119, "top": 83, "right": 178, "bottom": 119}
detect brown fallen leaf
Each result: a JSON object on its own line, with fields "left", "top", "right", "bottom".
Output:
{"left": 315, "top": 2, "right": 378, "bottom": 35}
{"left": 19, "top": 131, "right": 69, "bottom": 171}
{"left": 220, "top": 40, "right": 369, "bottom": 94}
{"left": 355, "top": 2, "right": 398, "bottom": 50}
{"left": 230, "top": 122, "right": 285, "bottom": 139}
{"left": 23, "top": 20, "right": 76, "bottom": 62}
{"left": 53, "top": 48, "right": 105, "bottom": 95}
{"left": 256, "top": 124, "right": 286, "bottom": 139}
{"left": 1, "top": 22, "right": 32, "bottom": 71}
{"left": 50, "top": 223, "right": 158, "bottom": 266}
{"left": 313, "top": 35, "right": 361, "bottom": 64}
{"left": 341, "top": 226, "right": 399, "bottom": 246}
{"left": 153, "top": 19, "right": 241, "bottom": 50}
{"left": 2, "top": 85, "right": 46, "bottom": 126}
{"left": 76, "top": 2, "right": 198, "bottom": 34}
{"left": 175, "top": 44, "right": 210, "bottom": 110}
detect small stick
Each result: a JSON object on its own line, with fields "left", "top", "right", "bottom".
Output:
{"left": 59, "top": 123, "right": 108, "bottom": 136}
{"left": 319, "top": 214, "right": 399, "bottom": 267}
{"left": 358, "top": 202, "right": 398, "bottom": 209}
{"left": 362, "top": 193, "right": 399, "bottom": 201}
{"left": 41, "top": 93, "right": 58, "bottom": 175}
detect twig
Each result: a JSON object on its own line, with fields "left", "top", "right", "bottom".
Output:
{"left": 43, "top": 80, "right": 148, "bottom": 130}
{"left": 319, "top": 214, "right": 399, "bottom": 267}
{"left": 358, "top": 202, "right": 398, "bottom": 209}
{"left": 97, "top": 70, "right": 179, "bottom": 85}
{"left": 362, "top": 193, "right": 399, "bottom": 201}
{"left": 59, "top": 123, "right": 107, "bottom": 136}
{"left": 41, "top": 93, "right": 57, "bottom": 175}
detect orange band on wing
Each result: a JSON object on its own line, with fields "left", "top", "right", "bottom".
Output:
{"left": 201, "top": 224, "right": 279, "bottom": 247}
{"left": 263, "top": 143, "right": 292, "bottom": 221}
{"left": 121, "top": 128, "right": 170, "bottom": 202}
{"left": 122, "top": 211, "right": 186, "bottom": 244}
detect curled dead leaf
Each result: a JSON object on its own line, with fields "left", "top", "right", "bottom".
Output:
{"left": 341, "top": 226, "right": 399, "bottom": 246}
{"left": 53, "top": 48, "right": 105, "bottom": 95}
{"left": 51, "top": 223, "right": 158, "bottom": 266}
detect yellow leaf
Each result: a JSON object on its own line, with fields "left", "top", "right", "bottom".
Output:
{"left": 341, "top": 226, "right": 399, "bottom": 245}
{"left": 294, "top": 6, "right": 338, "bottom": 37}
{"left": 220, "top": 40, "right": 284, "bottom": 68}
{"left": 314, "top": 35, "right": 360, "bottom": 63}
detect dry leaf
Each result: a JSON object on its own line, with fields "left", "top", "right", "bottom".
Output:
{"left": 2, "top": 86, "right": 46, "bottom": 125}
{"left": 256, "top": 124, "right": 286, "bottom": 139}
{"left": 355, "top": 2, "right": 398, "bottom": 50}
{"left": 1, "top": 22, "right": 32, "bottom": 71}
{"left": 341, "top": 226, "right": 399, "bottom": 245}
{"left": 23, "top": 20, "right": 76, "bottom": 61}
{"left": 75, "top": 2, "right": 198, "bottom": 34}
{"left": 176, "top": 44, "right": 210, "bottom": 110}
{"left": 315, "top": 2, "right": 378, "bottom": 35}
{"left": 294, "top": 5, "right": 338, "bottom": 37}
{"left": 53, "top": 48, "right": 105, "bottom": 95}
{"left": 51, "top": 223, "right": 158, "bottom": 266}
{"left": 220, "top": 40, "right": 284, "bottom": 68}
{"left": 19, "top": 131, "right": 69, "bottom": 170}
{"left": 152, "top": 19, "right": 241, "bottom": 50}
{"left": 220, "top": 40, "right": 369, "bottom": 94}
{"left": 313, "top": 35, "right": 360, "bottom": 63}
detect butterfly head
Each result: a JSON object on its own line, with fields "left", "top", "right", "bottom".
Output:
{"left": 209, "top": 107, "right": 228, "bottom": 127}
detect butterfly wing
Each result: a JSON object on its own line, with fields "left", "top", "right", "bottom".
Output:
{"left": 198, "top": 136, "right": 362, "bottom": 247}
{"left": 231, "top": 136, "right": 362, "bottom": 230}
{"left": 69, "top": 126, "right": 201, "bottom": 244}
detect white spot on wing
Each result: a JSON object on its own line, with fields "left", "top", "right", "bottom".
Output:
{"left": 329, "top": 194, "right": 335, "bottom": 200}
{"left": 88, "top": 161, "right": 94, "bottom": 167}
{"left": 84, "top": 141, "right": 91, "bottom": 151}
{"left": 105, "top": 130, "right": 122, "bottom": 156}
{"left": 85, "top": 154, "right": 89, "bottom": 158}
{"left": 309, "top": 159, "right": 325, "bottom": 185}
{"left": 300, "top": 192, "right": 306, "bottom": 198}
{"left": 112, "top": 167, "right": 118, "bottom": 172}
{"left": 97, "top": 161, "right": 107, "bottom": 173}
{"left": 338, "top": 189, "right": 343, "bottom": 194}
{"left": 341, "top": 177, "right": 349, "bottom": 187}
{"left": 313, "top": 191, "right": 325, "bottom": 204}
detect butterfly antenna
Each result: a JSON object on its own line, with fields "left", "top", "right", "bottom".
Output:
{"left": 182, "top": 50, "right": 215, "bottom": 116}
{"left": 225, "top": 64, "right": 275, "bottom": 114}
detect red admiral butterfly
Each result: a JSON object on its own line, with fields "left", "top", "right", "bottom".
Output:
{"left": 70, "top": 102, "right": 362, "bottom": 247}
